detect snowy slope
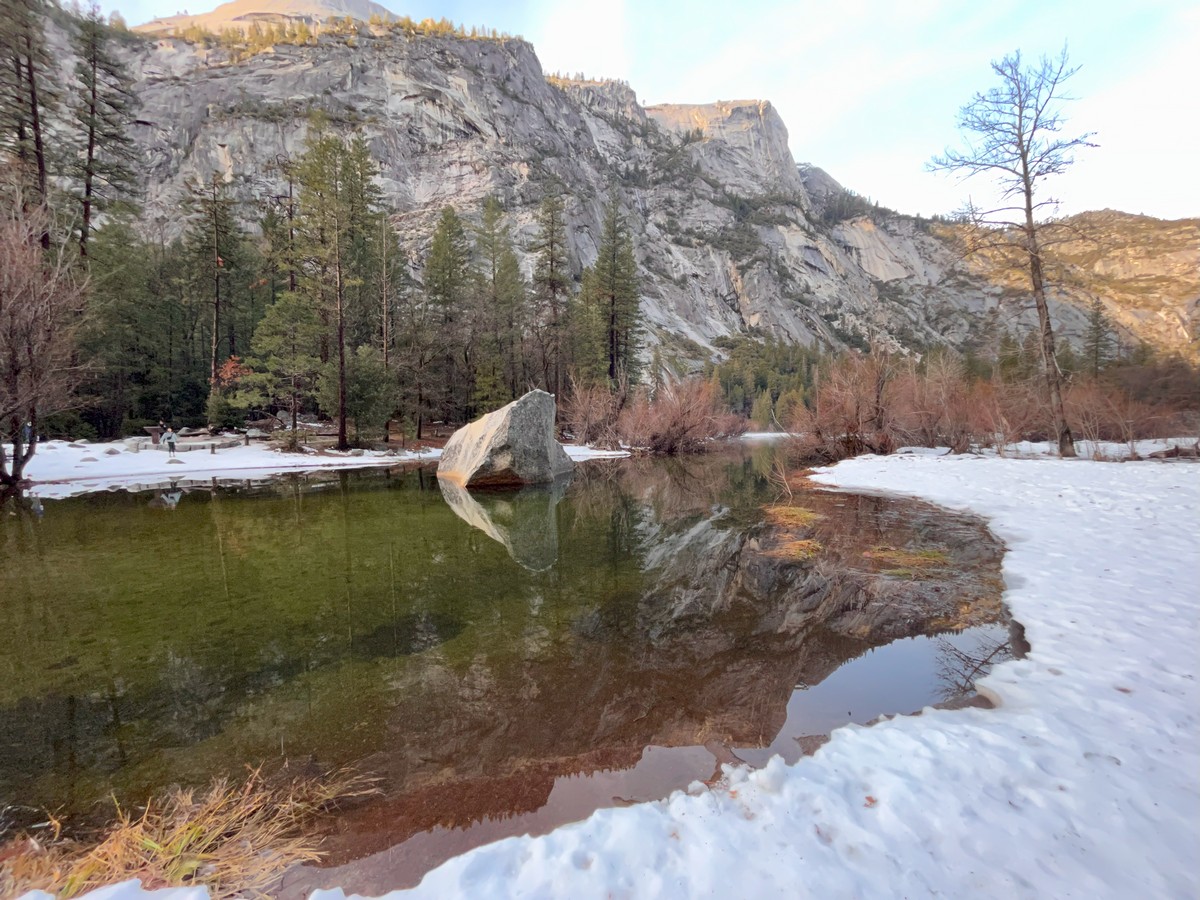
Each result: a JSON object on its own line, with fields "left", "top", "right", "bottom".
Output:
{"left": 17, "top": 451, "right": 1200, "bottom": 899}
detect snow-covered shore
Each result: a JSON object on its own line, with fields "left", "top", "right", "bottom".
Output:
{"left": 18, "top": 449, "right": 1200, "bottom": 899}
{"left": 9, "top": 439, "right": 629, "bottom": 499}
{"left": 12, "top": 439, "right": 438, "bottom": 499}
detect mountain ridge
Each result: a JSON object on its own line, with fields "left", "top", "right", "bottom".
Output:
{"left": 111, "top": 18, "right": 1198, "bottom": 364}
{"left": 135, "top": 0, "right": 397, "bottom": 36}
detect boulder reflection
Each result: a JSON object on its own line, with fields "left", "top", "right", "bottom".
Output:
{"left": 438, "top": 476, "right": 570, "bottom": 572}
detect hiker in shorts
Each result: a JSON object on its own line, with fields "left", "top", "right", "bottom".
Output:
{"left": 164, "top": 427, "right": 178, "bottom": 457}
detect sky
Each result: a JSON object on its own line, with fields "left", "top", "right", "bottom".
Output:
{"left": 93, "top": 0, "right": 1200, "bottom": 221}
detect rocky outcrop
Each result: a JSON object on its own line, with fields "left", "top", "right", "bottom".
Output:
{"left": 646, "top": 100, "right": 808, "bottom": 203}
{"left": 436, "top": 390, "right": 573, "bottom": 488}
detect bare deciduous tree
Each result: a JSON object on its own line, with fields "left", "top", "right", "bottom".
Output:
{"left": 931, "top": 46, "right": 1096, "bottom": 457}
{"left": 0, "top": 190, "right": 87, "bottom": 487}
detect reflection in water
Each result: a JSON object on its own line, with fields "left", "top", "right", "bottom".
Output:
{"left": 935, "top": 631, "right": 1014, "bottom": 701}
{"left": 437, "top": 477, "right": 570, "bottom": 572}
{"left": 0, "top": 449, "right": 1018, "bottom": 895}
{"left": 147, "top": 489, "right": 183, "bottom": 510}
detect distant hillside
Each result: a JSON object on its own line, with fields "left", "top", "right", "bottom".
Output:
{"left": 135, "top": 0, "right": 396, "bottom": 36}
{"left": 937, "top": 211, "right": 1200, "bottom": 358}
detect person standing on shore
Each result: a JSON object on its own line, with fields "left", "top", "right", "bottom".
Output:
{"left": 164, "top": 427, "right": 178, "bottom": 457}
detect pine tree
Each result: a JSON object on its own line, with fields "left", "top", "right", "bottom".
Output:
{"left": 375, "top": 214, "right": 402, "bottom": 370}
{"left": 318, "top": 344, "right": 391, "bottom": 441}
{"left": 1083, "top": 297, "right": 1114, "bottom": 378}
{"left": 530, "top": 184, "right": 570, "bottom": 397}
{"left": 81, "top": 221, "right": 179, "bottom": 436}
{"left": 567, "top": 267, "right": 607, "bottom": 387}
{"left": 340, "top": 133, "right": 385, "bottom": 347}
{"left": 425, "top": 204, "right": 473, "bottom": 420}
{"left": 394, "top": 273, "right": 440, "bottom": 440}
{"left": 472, "top": 196, "right": 527, "bottom": 408}
{"left": 585, "top": 195, "right": 640, "bottom": 386}
{"left": 294, "top": 133, "right": 350, "bottom": 447}
{"left": 70, "top": 1, "right": 139, "bottom": 257}
{"left": 261, "top": 155, "right": 301, "bottom": 298}
{"left": 1, "top": 0, "right": 59, "bottom": 244}
{"left": 183, "top": 174, "right": 246, "bottom": 388}
{"left": 244, "top": 290, "right": 321, "bottom": 434}
{"left": 291, "top": 129, "right": 385, "bottom": 449}
{"left": 750, "top": 390, "right": 773, "bottom": 429}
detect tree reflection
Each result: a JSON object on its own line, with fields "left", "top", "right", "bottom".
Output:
{"left": 934, "top": 633, "right": 1014, "bottom": 702}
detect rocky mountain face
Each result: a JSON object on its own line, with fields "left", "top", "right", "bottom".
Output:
{"left": 117, "top": 24, "right": 1199, "bottom": 366}
{"left": 135, "top": 0, "right": 398, "bottom": 37}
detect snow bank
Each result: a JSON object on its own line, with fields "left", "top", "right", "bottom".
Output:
{"left": 9, "top": 439, "right": 626, "bottom": 500}
{"left": 561, "top": 444, "right": 630, "bottom": 460}
{"left": 740, "top": 431, "right": 793, "bottom": 440}
{"left": 13, "top": 439, "right": 440, "bottom": 499}
{"left": 20, "top": 452, "right": 1200, "bottom": 899}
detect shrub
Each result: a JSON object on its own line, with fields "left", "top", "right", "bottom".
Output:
{"left": 789, "top": 351, "right": 897, "bottom": 462}
{"left": 617, "top": 377, "right": 745, "bottom": 454}
{"left": 561, "top": 375, "right": 625, "bottom": 447}
{"left": 205, "top": 392, "right": 245, "bottom": 432}
{"left": 38, "top": 411, "right": 99, "bottom": 442}
{"left": 891, "top": 353, "right": 976, "bottom": 452}
{"left": 1066, "top": 378, "right": 1159, "bottom": 456}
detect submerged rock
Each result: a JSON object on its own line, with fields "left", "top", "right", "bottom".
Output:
{"left": 437, "top": 390, "right": 574, "bottom": 488}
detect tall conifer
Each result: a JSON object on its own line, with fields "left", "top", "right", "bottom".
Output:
{"left": 473, "top": 196, "right": 527, "bottom": 407}
{"left": 588, "top": 195, "right": 640, "bottom": 385}
{"left": 530, "top": 184, "right": 570, "bottom": 397}
{"left": 425, "top": 205, "right": 473, "bottom": 419}
{"left": 70, "top": 1, "right": 140, "bottom": 258}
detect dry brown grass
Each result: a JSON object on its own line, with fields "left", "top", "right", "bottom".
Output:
{"left": 766, "top": 538, "right": 823, "bottom": 561}
{"left": 763, "top": 506, "right": 824, "bottom": 529}
{"left": 863, "top": 546, "right": 950, "bottom": 574}
{"left": 0, "top": 767, "right": 378, "bottom": 900}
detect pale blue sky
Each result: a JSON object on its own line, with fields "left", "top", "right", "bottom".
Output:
{"left": 96, "top": 0, "right": 1200, "bottom": 220}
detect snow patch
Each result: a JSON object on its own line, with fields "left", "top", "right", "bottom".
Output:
{"left": 561, "top": 444, "right": 631, "bottom": 460}
{"left": 11, "top": 440, "right": 441, "bottom": 499}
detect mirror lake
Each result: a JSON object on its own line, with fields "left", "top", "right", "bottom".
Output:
{"left": 0, "top": 445, "right": 1018, "bottom": 891}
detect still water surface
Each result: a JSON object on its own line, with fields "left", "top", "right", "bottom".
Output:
{"left": 0, "top": 447, "right": 1014, "bottom": 890}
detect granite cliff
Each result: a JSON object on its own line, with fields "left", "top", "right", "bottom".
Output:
{"left": 114, "top": 19, "right": 1198, "bottom": 366}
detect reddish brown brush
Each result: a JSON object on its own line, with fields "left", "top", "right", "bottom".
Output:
{"left": 617, "top": 378, "right": 745, "bottom": 454}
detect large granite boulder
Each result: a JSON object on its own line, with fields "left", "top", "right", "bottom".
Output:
{"left": 436, "top": 390, "right": 574, "bottom": 488}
